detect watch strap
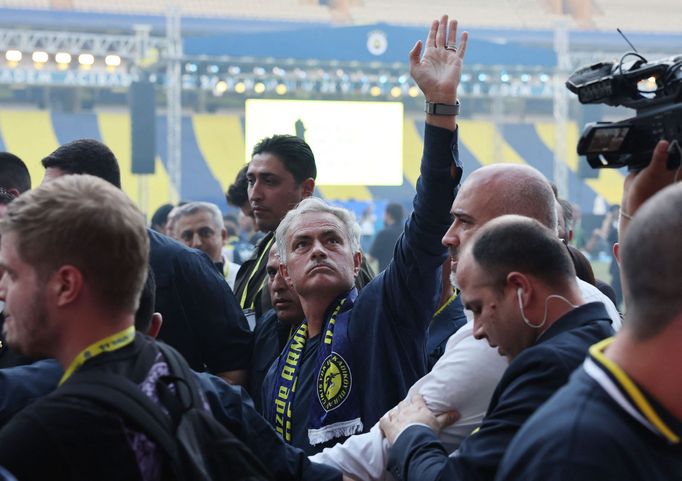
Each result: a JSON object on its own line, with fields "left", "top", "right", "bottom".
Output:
{"left": 424, "top": 100, "right": 460, "bottom": 116}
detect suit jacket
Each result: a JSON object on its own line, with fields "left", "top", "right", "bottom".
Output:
{"left": 387, "top": 302, "right": 615, "bottom": 481}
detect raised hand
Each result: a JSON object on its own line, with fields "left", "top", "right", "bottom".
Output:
{"left": 410, "top": 15, "right": 468, "bottom": 105}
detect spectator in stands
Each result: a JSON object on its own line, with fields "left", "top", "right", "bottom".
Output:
{"left": 497, "top": 140, "right": 682, "bottom": 481}
{"left": 40, "top": 139, "right": 252, "bottom": 385}
{"left": 368, "top": 202, "right": 405, "bottom": 272}
{"left": 379, "top": 215, "right": 614, "bottom": 481}
{"left": 171, "top": 201, "right": 240, "bottom": 290}
{"left": 248, "top": 245, "right": 305, "bottom": 412}
{"left": 312, "top": 163, "right": 619, "bottom": 481}
{"left": 262, "top": 15, "right": 465, "bottom": 455}
{"left": 149, "top": 203, "right": 174, "bottom": 234}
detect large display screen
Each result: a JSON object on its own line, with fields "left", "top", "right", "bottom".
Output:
{"left": 245, "top": 99, "right": 404, "bottom": 186}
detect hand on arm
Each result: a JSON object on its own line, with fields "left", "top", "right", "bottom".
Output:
{"left": 410, "top": 15, "right": 468, "bottom": 132}
{"left": 379, "top": 394, "right": 459, "bottom": 445}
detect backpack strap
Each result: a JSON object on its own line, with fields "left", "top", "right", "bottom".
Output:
{"left": 57, "top": 371, "right": 182, "bottom": 474}
{"left": 152, "top": 342, "right": 207, "bottom": 427}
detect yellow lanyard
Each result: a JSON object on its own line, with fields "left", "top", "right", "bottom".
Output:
{"left": 240, "top": 235, "right": 275, "bottom": 310}
{"left": 433, "top": 291, "right": 458, "bottom": 318}
{"left": 59, "top": 325, "right": 136, "bottom": 386}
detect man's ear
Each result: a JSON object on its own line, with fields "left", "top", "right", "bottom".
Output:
{"left": 613, "top": 242, "right": 621, "bottom": 264}
{"left": 147, "top": 313, "right": 163, "bottom": 338}
{"left": 279, "top": 263, "right": 295, "bottom": 289}
{"left": 221, "top": 227, "right": 228, "bottom": 243}
{"left": 506, "top": 272, "right": 532, "bottom": 304}
{"left": 51, "top": 265, "right": 84, "bottom": 307}
{"left": 301, "top": 178, "right": 315, "bottom": 199}
{"left": 353, "top": 252, "right": 362, "bottom": 277}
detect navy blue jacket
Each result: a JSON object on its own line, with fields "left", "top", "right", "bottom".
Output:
{"left": 148, "top": 229, "right": 253, "bottom": 373}
{"left": 262, "top": 124, "right": 460, "bottom": 451}
{"left": 388, "top": 302, "right": 615, "bottom": 481}
{"left": 0, "top": 359, "right": 62, "bottom": 428}
{"left": 496, "top": 351, "right": 682, "bottom": 481}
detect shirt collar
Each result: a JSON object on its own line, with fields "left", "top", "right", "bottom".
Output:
{"left": 584, "top": 337, "right": 681, "bottom": 444}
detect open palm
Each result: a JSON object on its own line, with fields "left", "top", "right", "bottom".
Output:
{"left": 410, "top": 16, "right": 468, "bottom": 104}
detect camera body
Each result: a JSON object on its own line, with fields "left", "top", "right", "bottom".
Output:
{"left": 566, "top": 54, "right": 682, "bottom": 170}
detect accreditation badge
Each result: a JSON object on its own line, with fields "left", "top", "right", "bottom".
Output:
{"left": 317, "top": 352, "right": 352, "bottom": 412}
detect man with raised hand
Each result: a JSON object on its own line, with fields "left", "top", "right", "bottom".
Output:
{"left": 312, "top": 165, "right": 619, "bottom": 481}
{"left": 261, "top": 15, "right": 467, "bottom": 455}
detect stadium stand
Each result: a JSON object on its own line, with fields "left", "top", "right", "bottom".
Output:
{"left": 1, "top": 0, "right": 681, "bottom": 32}
{"left": 0, "top": 108, "right": 619, "bottom": 216}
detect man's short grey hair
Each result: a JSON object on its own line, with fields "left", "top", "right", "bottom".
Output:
{"left": 173, "top": 201, "right": 224, "bottom": 230}
{"left": 621, "top": 183, "right": 682, "bottom": 339}
{"left": 276, "top": 197, "right": 361, "bottom": 263}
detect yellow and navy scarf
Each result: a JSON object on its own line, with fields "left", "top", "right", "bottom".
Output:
{"left": 270, "top": 288, "right": 362, "bottom": 445}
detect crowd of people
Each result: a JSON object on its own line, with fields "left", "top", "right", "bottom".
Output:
{"left": 0, "top": 15, "right": 680, "bottom": 481}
